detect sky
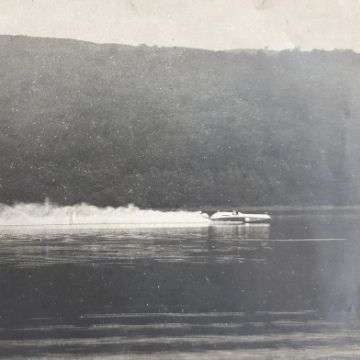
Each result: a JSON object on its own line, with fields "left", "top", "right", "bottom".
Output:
{"left": 0, "top": 0, "right": 359, "bottom": 51}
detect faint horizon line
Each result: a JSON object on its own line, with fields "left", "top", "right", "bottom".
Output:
{"left": 0, "top": 33, "right": 358, "bottom": 55}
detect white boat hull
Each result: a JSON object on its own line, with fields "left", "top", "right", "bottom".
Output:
{"left": 208, "top": 211, "right": 271, "bottom": 224}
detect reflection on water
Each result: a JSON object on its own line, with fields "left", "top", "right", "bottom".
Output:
{"left": 0, "top": 224, "right": 270, "bottom": 267}
{"left": 0, "top": 212, "right": 360, "bottom": 359}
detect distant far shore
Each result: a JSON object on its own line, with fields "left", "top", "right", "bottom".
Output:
{"left": 181, "top": 205, "right": 360, "bottom": 214}
{"left": 2, "top": 202, "right": 360, "bottom": 215}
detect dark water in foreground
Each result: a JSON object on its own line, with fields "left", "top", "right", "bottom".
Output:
{"left": 1, "top": 211, "right": 360, "bottom": 359}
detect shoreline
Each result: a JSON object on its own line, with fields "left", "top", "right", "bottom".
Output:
{"left": 180, "top": 205, "right": 360, "bottom": 214}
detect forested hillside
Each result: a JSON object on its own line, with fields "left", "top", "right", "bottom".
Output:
{"left": 0, "top": 35, "right": 359, "bottom": 207}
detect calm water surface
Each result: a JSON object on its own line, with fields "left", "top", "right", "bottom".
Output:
{"left": 1, "top": 211, "right": 360, "bottom": 359}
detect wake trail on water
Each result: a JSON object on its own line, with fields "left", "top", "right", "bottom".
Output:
{"left": 0, "top": 202, "right": 209, "bottom": 227}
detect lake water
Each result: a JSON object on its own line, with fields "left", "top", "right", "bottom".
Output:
{"left": 1, "top": 210, "right": 360, "bottom": 359}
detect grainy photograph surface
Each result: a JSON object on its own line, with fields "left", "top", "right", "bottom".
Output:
{"left": 1, "top": 1, "right": 360, "bottom": 359}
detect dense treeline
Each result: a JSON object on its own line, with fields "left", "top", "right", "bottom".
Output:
{"left": 0, "top": 35, "right": 359, "bottom": 207}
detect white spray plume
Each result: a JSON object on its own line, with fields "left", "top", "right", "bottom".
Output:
{"left": 0, "top": 201, "right": 209, "bottom": 227}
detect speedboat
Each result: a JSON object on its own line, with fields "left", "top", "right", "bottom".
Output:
{"left": 201, "top": 210, "right": 271, "bottom": 224}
